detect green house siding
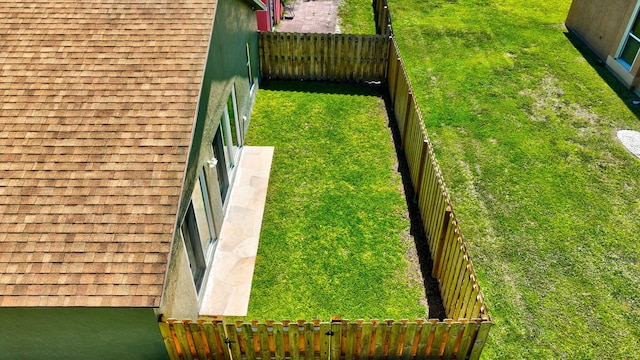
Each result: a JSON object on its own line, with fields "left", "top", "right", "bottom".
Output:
{"left": 0, "top": 308, "right": 167, "bottom": 360}
{"left": 159, "top": 0, "right": 261, "bottom": 319}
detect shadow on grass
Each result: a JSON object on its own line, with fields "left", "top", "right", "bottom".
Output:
{"left": 259, "top": 79, "right": 385, "bottom": 96}
{"left": 382, "top": 92, "right": 447, "bottom": 320}
{"left": 564, "top": 31, "right": 640, "bottom": 121}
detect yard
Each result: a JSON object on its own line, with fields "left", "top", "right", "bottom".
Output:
{"left": 243, "top": 81, "right": 429, "bottom": 320}
{"left": 337, "top": 0, "right": 640, "bottom": 358}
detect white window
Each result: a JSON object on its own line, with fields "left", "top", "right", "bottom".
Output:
{"left": 618, "top": 4, "right": 640, "bottom": 70}
{"left": 181, "top": 170, "right": 217, "bottom": 293}
{"left": 246, "top": 43, "right": 254, "bottom": 91}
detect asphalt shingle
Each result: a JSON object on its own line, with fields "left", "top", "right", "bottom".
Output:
{"left": 0, "top": 0, "right": 217, "bottom": 307}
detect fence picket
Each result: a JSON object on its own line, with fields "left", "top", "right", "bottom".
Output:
{"left": 402, "top": 322, "right": 418, "bottom": 360}
{"left": 469, "top": 322, "right": 492, "bottom": 360}
{"left": 442, "top": 321, "right": 461, "bottom": 360}
{"left": 429, "top": 322, "right": 448, "bottom": 358}
{"left": 456, "top": 321, "right": 479, "bottom": 357}
{"left": 331, "top": 322, "right": 342, "bottom": 360}
{"left": 189, "top": 322, "right": 207, "bottom": 360}
{"left": 415, "top": 321, "right": 430, "bottom": 360}
{"left": 173, "top": 322, "right": 193, "bottom": 360}
{"left": 386, "top": 322, "right": 402, "bottom": 360}
{"left": 158, "top": 321, "right": 180, "bottom": 360}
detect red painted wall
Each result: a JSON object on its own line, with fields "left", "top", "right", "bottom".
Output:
{"left": 257, "top": 0, "right": 270, "bottom": 31}
{"left": 256, "top": 0, "right": 283, "bottom": 32}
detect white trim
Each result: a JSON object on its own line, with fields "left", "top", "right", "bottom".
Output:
{"left": 615, "top": 1, "right": 640, "bottom": 68}
{"left": 607, "top": 55, "right": 636, "bottom": 87}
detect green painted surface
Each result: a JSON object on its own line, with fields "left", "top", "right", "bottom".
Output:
{"left": 161, "top": 0, "right": 262, "bottom": 318}
{"left": 177, "top": 0, "right": 260, "bottom": 231}
{"left": 0, "top": 308, "right": 168, "bottom": 360}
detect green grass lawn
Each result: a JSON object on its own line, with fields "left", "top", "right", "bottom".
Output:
{"left": 331, "top": 0, "right": 640, "bottom": 358}
{"left": 243, "top": 81, "right": 427, "bottom": 321}
{"left": 338, "top": 0, "right": 376, "bottom": 34}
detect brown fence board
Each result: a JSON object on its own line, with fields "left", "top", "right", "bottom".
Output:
{"left": 383, "top": 34, "right": 491, "bottom": 325}
{"left": 260, "top": 32, "right": 389, "bottom": 82}
{"left": 160, "top": 319, "right": 493, "bottom": 360}
{"left": 442, "top": 321, "right": 461, "bottom": 360}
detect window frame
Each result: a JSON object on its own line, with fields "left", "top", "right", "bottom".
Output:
{"left": 180, "top": 169, "right": 218, "bottom": 294}
{"left": 246, "top": 43, "right": 254, "bottom": 92}
{"left": 617, "top": 1, "right": 640, "bottom": 70}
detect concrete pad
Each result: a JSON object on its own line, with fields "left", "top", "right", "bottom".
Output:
{"left": 277, "top": 0, "right": 340, "bottom": 34}
{"left": 199, "top": 146, "right": 274, "bottom": 316}
{"left": 617, "top": 130, "right": 640, "bottom": 159}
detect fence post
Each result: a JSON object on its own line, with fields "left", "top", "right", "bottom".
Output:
{"left": 401, "top": 92, "right": 413, "bottom": 150}
{"left": 414, "top": 139, "right": 429, "bottom": 202}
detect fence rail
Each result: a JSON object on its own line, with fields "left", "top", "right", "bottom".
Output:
{"left": 259, "top": 32, "right": 390, "bottom": 82}
{"left": 159, "top": 318, "right": 492, "bottom": 360}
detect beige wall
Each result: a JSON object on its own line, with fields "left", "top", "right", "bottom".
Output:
{"left": 567, "top": 0, "right": 640, "bottom": 91}
{"left": 566, "top": 0, "right": 636, "bottom": 60}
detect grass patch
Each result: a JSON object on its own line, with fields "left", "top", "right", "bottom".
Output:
{"left": 243, "top": 81, "right": 427, "bottom": 320}
{"left": 363, "top": 0, "right": 640, "bottom": 357}
{"left": 338, "top": 0, "right": 376, "bottom": 34}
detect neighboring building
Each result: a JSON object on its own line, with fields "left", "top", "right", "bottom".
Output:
{"left": 566, "top": 0, "right": 640, "bottom": 94}
{"left": 257, "top": 0, "right": 284, "bottom": 31}
{"left": 0, "top": 0, "right": 265, "bottom": 358}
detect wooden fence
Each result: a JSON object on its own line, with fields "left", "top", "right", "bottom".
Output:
{"left": 373, "top": 0, "right": 393, "bottom": 36}
{"left": 159, "top": 318, "right": 492, "bottom": 360}
{"left": 384, "top": 29, "right": 489, "bottom": 321}
{"left": 259, "top": 32, "right": 390, "bottom": 82}
{"left": 161, "top": 2, "right": 493, "bottom": 359}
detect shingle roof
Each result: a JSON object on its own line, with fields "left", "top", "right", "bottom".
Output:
{"left": 0, "top": 0, "right": 217, "bottom": 307}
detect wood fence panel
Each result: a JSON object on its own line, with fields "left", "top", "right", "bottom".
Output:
{"left": 259, "top": 32, "right": 389, "bottom": 82}
{"left": 160, "top": 319, "right": 493, "bottom": 360}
